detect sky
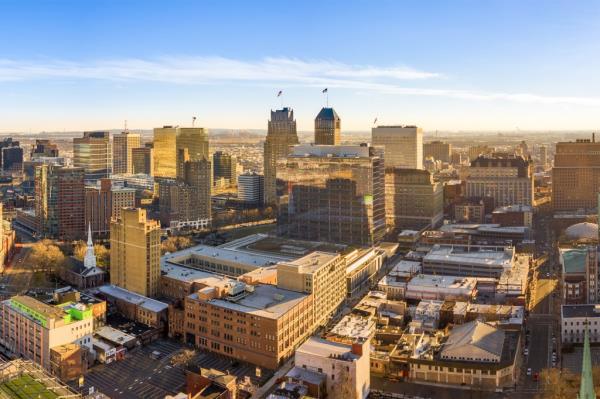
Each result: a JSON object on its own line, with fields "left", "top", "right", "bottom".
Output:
{"left": 1, "top": 0, "right": 600, "bottom": 133}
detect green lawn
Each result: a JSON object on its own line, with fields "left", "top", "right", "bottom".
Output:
{"left": 0, "top": 374, "right": 58, "bottom": 399}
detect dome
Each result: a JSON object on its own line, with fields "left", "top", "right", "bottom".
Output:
{"left": 565, "top": 222, "right": 598, "bottom": 240}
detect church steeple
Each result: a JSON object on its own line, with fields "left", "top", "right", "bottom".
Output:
{"left": 579, "top": 321, "right": 596, "bottom": 399}
{"left": 84, "top": 224, "right": 97, "bottom": 269}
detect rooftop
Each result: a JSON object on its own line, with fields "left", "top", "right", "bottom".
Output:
{"left": 195, "top": 284, "right": 308, "bottom": 320}
{"left": 161, "top": 263, "right": 235, "bottom": 287}
{"left": 10, "top": 295, "right": 65, "bottom": 321}
{"left": 296, "top": 337, "right": 360, "bottom": 361}
{"left": 424, "top": 245, "right": 514, "bottom": 268}
{"left": 97, "top": 285, "right": 168, "bottom": 313}
{"left": 95, "top": 325, "right": 137, "bottom": 346}
{"left": 493, "top": 204, "right": 533, "bottom": 213}
{"left": 562, "top": 304, "right": 600, "bottom": 319}
{"left": 440, "top": 321, "right": 505, "bottom": 363}
{"left": 328, "top": 314, "right": 375, "bottom": 341}
{"left": 290, "top": 144, "right": 371, "bottom": 158}
{"left": 315, "top": 107, "right": 340, "bottom": 120}
{"left": 277, "top": 251, "right": 339, "bottom": 274}
{"left": 407, "top": 274, "right": 477, "bottom": 290}
{"left": 560, "top": 248, "right": 589, "bottom": 274}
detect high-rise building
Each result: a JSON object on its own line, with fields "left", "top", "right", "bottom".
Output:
{"left": 31, "top": 139, "right": 59, "bottom": 158}
{"left": 212, "top": 151, "right": 238, "bottom": 188}
{"left": 264, "top": 107, "right": 298, "bottom": 205}
{"left": 237, "top": 172, "right": 264, "bottom": 206}
{"left": 0, "top": 138, "right": 23, "bottom": 174}
{"left": 384, "top": 168, "right": 443, "bottom": 231}
{"left": 112, "top": 131, "right": 141, "bottom": 174}
{"left": 277, "top": 144, "right": 385, "bottom": 246}
{"left": 314, "top": 107, "right": 341, "bottom": 145}
{"left": 176, "top": 127, "right": 209, "bottom": 179}
{"left": 132, "top": 145, "right": 154, "bottom": 175}
{"left": 372, "top": 125, "right": 423, "bottom": 169}
{"left": 153, "top": 126, "right": 178, "bottom": 178}
{"left": 34, "top": 165, "right": 86, "bottom": 240}
{"left": 552, "top": 137, "right": 600, "bottom": 211}
{"left": 110, "top": 208, "right": 161, "bottom": 297}
{"left": 158, "top": 159, "right": 212, "bottom": 229}
{"left": 85, "top": 178, "right": 136, "bottom": 237}
{"left": 465, "top": 153, "right": 534, "bottom": 207}
{"left": 468, "top": 145, "right": 494, "bottom": 161}
{"left": 423, "top": 140, "right": 451, "bottom": 163}
{"left": 539, "top": 145, "right": 548, "bottom": 169}
{"left": 73, "top": 131, "right": 111, "bottom": 182}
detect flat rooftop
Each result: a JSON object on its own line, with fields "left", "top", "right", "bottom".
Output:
{"left": 197, "top": 284, "right": 308, "bottom": 320}
{"left": 278, "top": 251, "right": 339, "bottom": 274}
{"left": 290, "top": 144, "right": 371, "bottom": 158}
{"left": 296, "top": 337, "right": 359, "bottom": 360}
{"left": 95, "top": 326, "right": 137, "bottom": 346}
{"left": 562, "top": 304, "right": 600, "bottom": 319}
{"left": 161, "top": 263, "right": 235, "bottom": 286}
{"left": 407, "top": 274, "right": 477, "bottom": 290}
{"left": 219, "top": 233, "right": 347, "bottom": 258}
{"left": 424, "top": 245, "right": 514, "bottom": 268}
{"left": 9, "top": 296, "right": 65, "bottom": 320}
{"left": 98, "top": 285, "right": 168, "bottom": 313}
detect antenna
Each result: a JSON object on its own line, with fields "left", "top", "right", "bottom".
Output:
{"left": 124, "top": 120, "right": 128, "bottom": 131}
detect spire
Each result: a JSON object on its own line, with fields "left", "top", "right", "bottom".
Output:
{"left": 579, "top": 322, "right": 596, "bottom": 399}
{"left": 84, "top": 223, "right": 97, "bottom": 269}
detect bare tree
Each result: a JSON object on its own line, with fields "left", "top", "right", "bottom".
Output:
{"left": 29, "top": 239, "right": 66, "bottom": 275}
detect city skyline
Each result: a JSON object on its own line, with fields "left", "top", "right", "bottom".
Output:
{"left": 2, "top": 1, "right": 600, "bottom": 132}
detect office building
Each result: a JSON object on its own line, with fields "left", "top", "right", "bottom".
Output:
{"left": 112, "top": 130, "right": 141, "bottom": 174}
{"left": 539, "top": 145, "right": 548, "bottom": 169}
{"left": 132, "top": 145, "right": 154, "bottom": 175}
{"left": 422, "top": 245, "right": 515, "bottom": 278}
{"left": 423, "top": 140, "right": 451, "bottom": 163}
{"left": 277, "top": 144, "right": 385, "bottom": 247}
{"left": 34, "top": 165, "right": 86, "bottom": 240}
{"left": 468, "top": 145, "right": 494, "bottom": 161}
{"left": 237, "top": 172, "right": 264, "bottom": 206}
{"left": 85, "top": 178, "right": 136, "bottom": 237}
{"left": 277, "top": 252, "right": 346, "bottom": 328}
{"left": 264, "top": 107, "right": 298, "bottom": 205}
{"left": 153, "top": 126, "right": 178, "bottom": 178}
{"left": 176, "top": 127, "right": 209, "bottom": 179}
{"left": 184, "top": 282, "right": 314, "bottom": 369}
{"left": 454, "top": 200, "right": 485, "bottom": 224}
{"left": 0, "top": 139, "right": 23, "bottom": 174}
{"left": 159, "top": 158, "right": 212, "bottom": 229}
{"left": 384, "top": 168, "right": 443, "bottom": 231}
{"left": 372, "top": 125, "right": 423, "bottom": 169}
{"left": 314, "top": 107, "right": 341, "bottom": 145}
{"left": 0, "top": 295, "right": 95, "bottom": 370}
{"left": 553, "top": 137, "right": 600, "bottom": 211}
{"left": 110, "top": 208, "right": 161, "bottom": 297}
{"left": 213, "top": 151, "right": 238, "bottom": 188}
{"left": 465, "top": 153, "right": 534, "bottom": 207}
{"left": 73, "top": 131, "right": 111, "bottom": 182}
{"left": 31, "top": 139, "right": 59, "bottom": 158}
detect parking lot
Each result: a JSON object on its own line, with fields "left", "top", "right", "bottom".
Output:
{"left": 72, "top": 339, "right": 273, "bottom": 398}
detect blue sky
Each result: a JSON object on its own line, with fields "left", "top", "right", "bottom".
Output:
{"left": 1, "top": 0, "right": 600, "bottom": 132}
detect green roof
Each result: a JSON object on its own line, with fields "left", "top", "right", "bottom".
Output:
{"left": 562, "top": 249, "right": 588, "bottom": 274}
{"left": 0, "top": 374, "right": 58, "bottom": 399}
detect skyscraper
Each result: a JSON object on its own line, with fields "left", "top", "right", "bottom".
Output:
{"left": 110, "top": 208, "right": 161, "bottom": 297}
{"left": 212, "top": 151, "right": 238, "bottom": 188}
{"left": 0, "top": 138, "right": 23, "bottom": 174}
{"left": 372, "top": 125, "right": 423, "bottom": 169}
{"left": 112, "top": 130, "right": 141, "bottom": 174}
{"left": 31, "top": 139, "right": 59, "bottom": 158}
{"left": 35, "top": 165, "right": 86, "bottom": 240}
{"left": 73, "top": 131, "right": 111, "bottom": 182}
{"left": 314, "top": 107, "right": 341, "bottom": 145}
{"left": 423, "top": 140, "right": 451, "bottom": 163}
{"left": 153, "top": 126, "right": 178, "bottom": 178}
{"left": 277, "top": 144, "right": 385, "bottom": 246}
{"left": 539, "top": 145, "right": 548, "bottom": 169}
{"left": 85, "top": 178, "right": 136, "bottom": 237}
{"left": 237, "top": 172, "right": 264, "bottom": 206}
{"left": 264, "top": 107, "right": 298, "bottom": 205}
{"left": 131, "top": 145, "right": 154, "bottom": 175}
{"left": 552, "top": 137, "right": 600, "bottom": 211}
{"left": 176, "top": 127, "right": 209, "bottom": 179}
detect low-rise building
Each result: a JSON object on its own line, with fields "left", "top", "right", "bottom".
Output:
{"left": 561, "top": 304, "right": 600, "bottom": 344}
{"left": 345, "top": 248, "right": 384, "bottom": 299}
{"left": 0, "top": 295, "right": 95, "bottom": 370}
{"left": 96, "top": 285, "right": 168, "bottom": 329}
{"left": 492, "top": 204, "right": 533, "bottom": 227}
{"left": 423, "top": 245, "right": 515, "bottom": 278}
{"left": 405, "top": 274, "right": 477, "bottom": 301}
{"left": 454, "top": 201, "right": 485, "bottom": 224}
{"left": 294, "top": 337, "right": 370, "bottom": 399}
{"left": 559, "top": 247, "right": 598, "bottom": 304}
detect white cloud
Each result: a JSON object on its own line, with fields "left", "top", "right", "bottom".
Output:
{"left": 0, "top": 56, "right": 599, "bottom": 107}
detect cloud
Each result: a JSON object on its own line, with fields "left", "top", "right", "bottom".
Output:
{"left": 0, "top": 56, "right": 599, "bottom": 106}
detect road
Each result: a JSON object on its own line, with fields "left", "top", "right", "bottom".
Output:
{"left": 0, "top": 244, "right": 33, "bottom": 299}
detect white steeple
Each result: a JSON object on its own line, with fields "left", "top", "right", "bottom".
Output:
{"left": 84, "top": 223, "right": 97, "bottom": 269}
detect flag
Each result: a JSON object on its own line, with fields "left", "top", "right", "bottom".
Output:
{"left": 373, "top": 117, "right": 378, "bottom": 125}
{"left": 277, "top": 90, "right": 282, "bottom": 97}
{"left": 322, "top": 88, "right": 328, "bottom": 93}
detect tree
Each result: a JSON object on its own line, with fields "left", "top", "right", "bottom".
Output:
{"left": 94, "top": 244, "right": 109, "bottom": 268}
{"left": 29, "top": 239, "right": 66, "bottom": 275}
{"left": 171, "top": 349, "right": 196, "bottom": 367}
{"left": 72, "top": 240, "right": 87, "bottom": 260}
{"left": 161, "top": 236, "right": 193, "bottom": 255}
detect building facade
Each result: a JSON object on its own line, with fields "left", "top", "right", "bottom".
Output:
{"left": 372, "top": 125, "right": 423, "bottom": 169}
{"left": 110, "top": 208, "right": 161, "bottom": 297}
{"left": 213, "top": 151, "right": 238, "bottom": 189}
{"left": 85, "top": 178, "right": 136, "bottom": 237}
{"left": 277, "top": 144, "right": 386, "bottom": 247}
{"left": 384, "top": 168, "right": 443, "bottom": 231}
{"left": 314, "top": 107, "right": 341, "bottom": 145}
{"left": 465, "top": 153, "right": 533, "bottom": 207}
{"left": 423, "top": 141, "right": 451, "bottom": 163}
{"left": 73, "top": 131, "right": 111, "bottom": 182}
{"left": 237, "top": 172, "right": 264, "bottom": 206}
{"left": 263, "top": 107, "right": 299, "bottom": 205}
{"left": 112, "top": 131, "right": 141, "bottom": 174}
{"left": 132, "top": 145, "right": 154, "bottom": 176}
{"left": 553, "top": 138, "right": 600, "bottom": 211}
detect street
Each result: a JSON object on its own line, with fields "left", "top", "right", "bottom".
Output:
{"left": 0, "top": 244, "right": 33, "bottom": 299}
